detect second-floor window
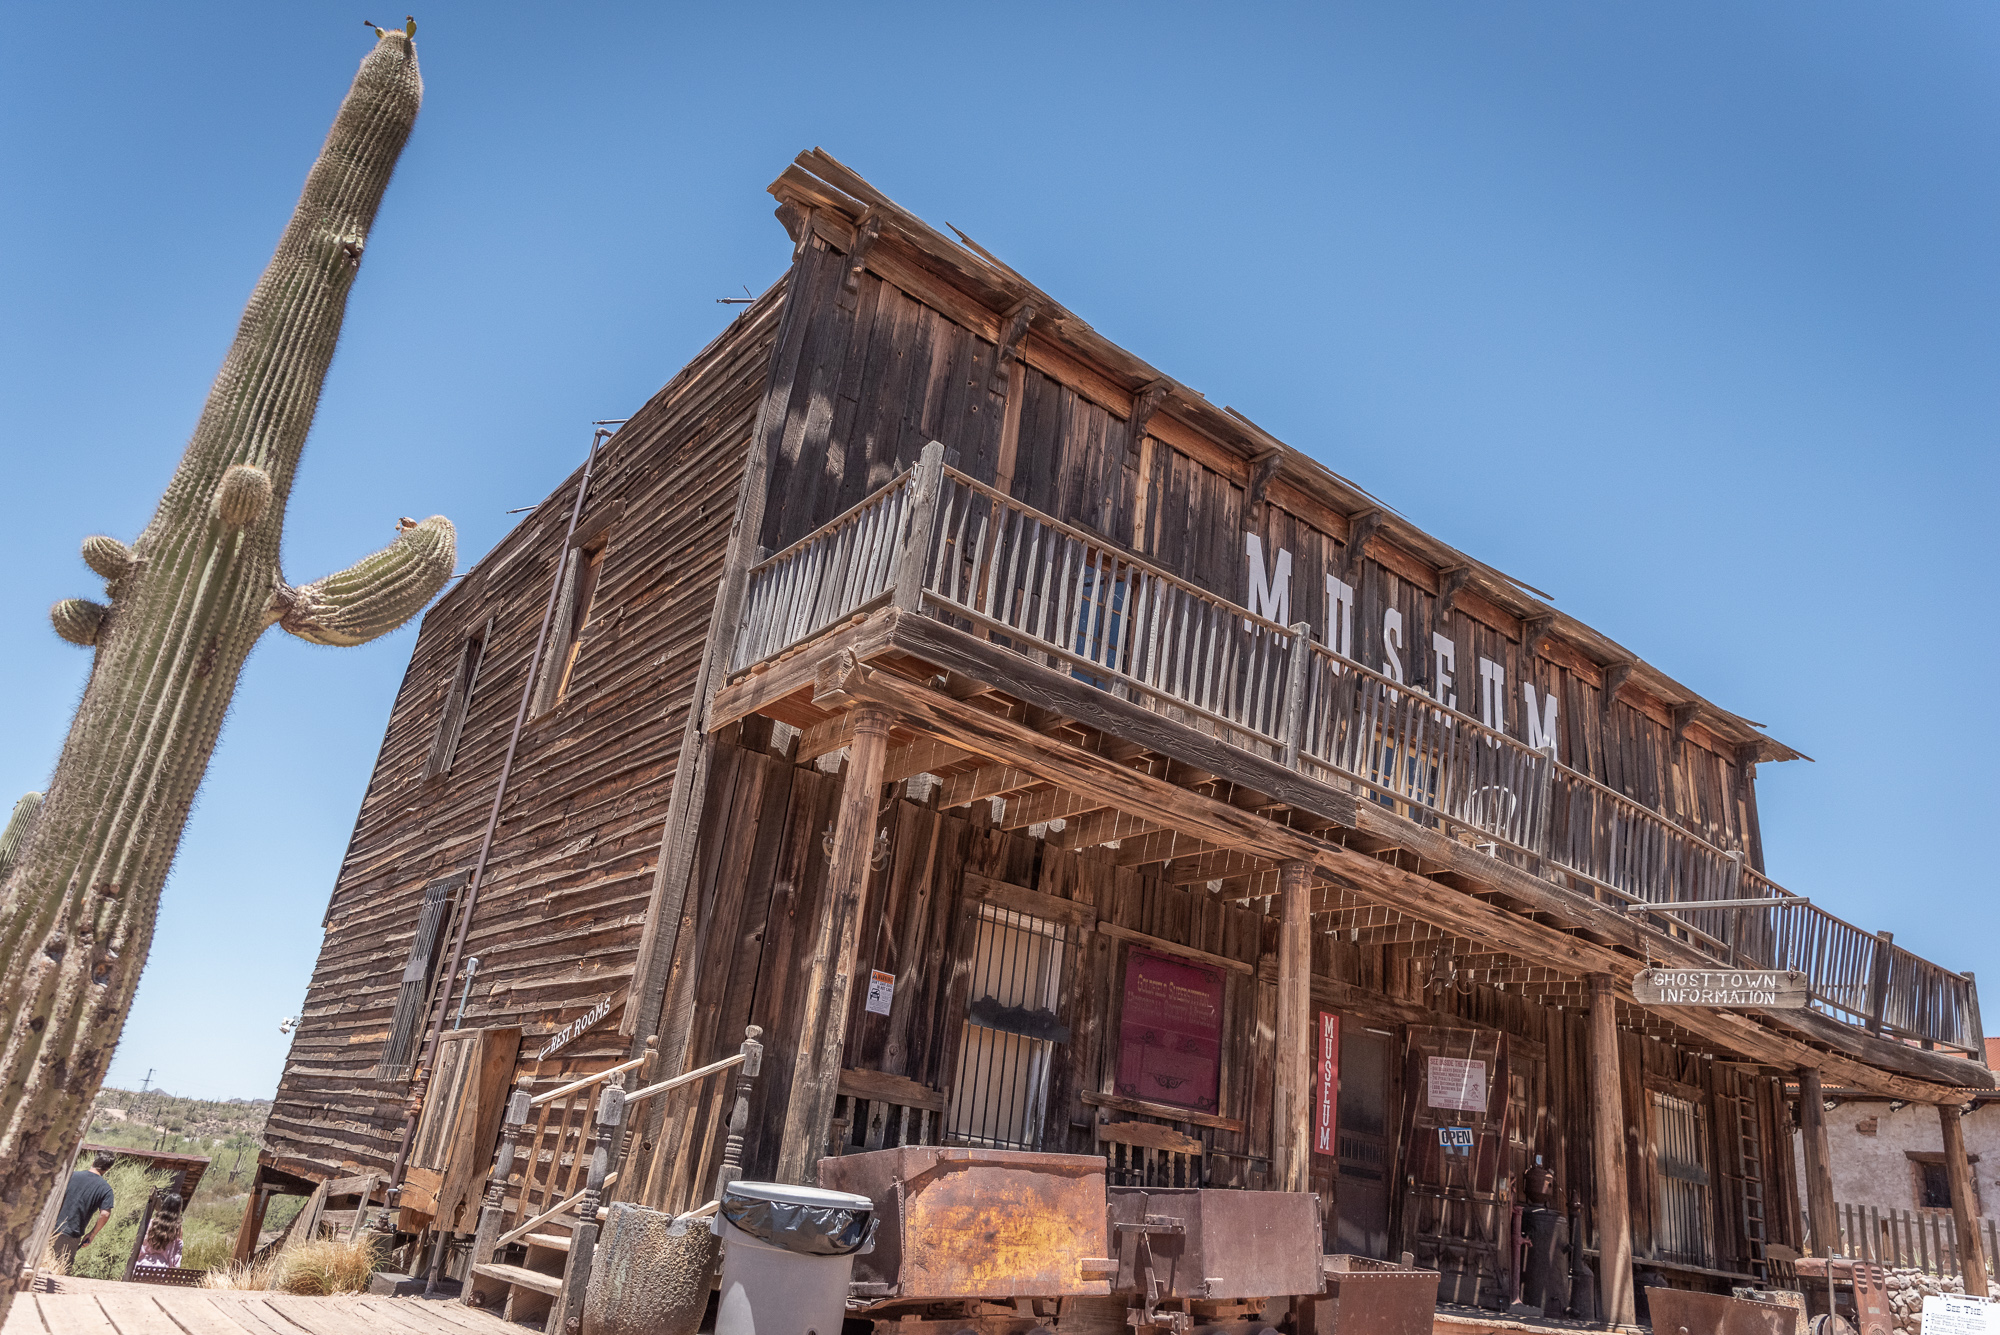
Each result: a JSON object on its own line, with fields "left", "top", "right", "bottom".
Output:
{"left": 425, "top": 620, "right": 490, "bottom": 778}
{"left": 532, "top": 539, "right": 606, "bottom": 717}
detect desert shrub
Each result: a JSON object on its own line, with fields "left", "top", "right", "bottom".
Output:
{"left": 181, "top": 1228, "right": 235, "bottom": 1272}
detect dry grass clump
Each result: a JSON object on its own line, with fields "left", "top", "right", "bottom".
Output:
{"left": 201, "top": 1237, "right": 376, "bottom": 1295}
{"left": 276, "top": 1238, "right": 377, "bottom": 1296}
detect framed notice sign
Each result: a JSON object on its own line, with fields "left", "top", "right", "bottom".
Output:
{"left": 1314, "top": 1011, "right": 1339, "bottom": 1156}
{"left": 1426, "top": 1056, "right": 1489, "bottom": 1112}
{"left": 1115, "top": 948, "right": 1225, "bottom": 1113}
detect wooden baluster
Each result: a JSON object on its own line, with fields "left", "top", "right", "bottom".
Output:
{"left": 555, "top": 1073, "right": 625, "bottom": 1335}
{"left": 711, "top": 1026, "right": 765, "bottom": 1202}
{"left": 465, "top": 1075, "right": 534, "bottom": 1309}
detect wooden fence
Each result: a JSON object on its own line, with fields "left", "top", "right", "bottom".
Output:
{"left": 1838, "top": 1201, "right": 2000, "bottom": 1279}
{"left": 728, "top": 440, "right": 1983, "bottom": 1057}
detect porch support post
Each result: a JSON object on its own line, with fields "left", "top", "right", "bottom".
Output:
{"left": 1798, "top": 1068, "right": 1839, "bottom": 1257}
{"left": 1941, "top": 1102, "right": 1989, "bottom": 1295}
{"left": 1273, "top": 859, "right": 1313, "bottom": 1192}
{"left": 1588, "top": 974, "right": 1635, "bottom": 1327}
{"left": 777, "top": 702, "right": 894, "bottom": 1183}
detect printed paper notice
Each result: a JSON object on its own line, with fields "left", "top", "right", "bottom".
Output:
{"left": 1427, "top": 1056, "right": 1488, "bottom": 1112}
{"left": 1922, "top": 1294, "right": 2000, "bottom": 1334}
{"left": 865, "top": 970, "right": 896, "bottom": 1016}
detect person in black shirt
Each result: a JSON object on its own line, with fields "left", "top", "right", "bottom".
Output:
{"left": 51, "top": 1152, "right": 116, "bottom": 1270}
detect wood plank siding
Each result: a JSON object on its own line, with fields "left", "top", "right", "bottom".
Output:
{"left": 259, "top": 150, "right": 1982, "bottom": 1315}
{"left": 262, "top": 287, "right": 784, "bottom": 1182}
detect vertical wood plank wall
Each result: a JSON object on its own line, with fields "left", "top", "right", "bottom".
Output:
{"left": 755, "top": 242, "right": 1764, "bottom": 870}
{"left": 261, "top": 289, "right": 786, "bottom": 1182}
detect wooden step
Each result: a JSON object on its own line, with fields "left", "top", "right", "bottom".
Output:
{"left": 525, "top": 1233, "right": 572, "bottom": 1252}
{"left": 471, "top": 1262, "right": 563, "bottom": 1296}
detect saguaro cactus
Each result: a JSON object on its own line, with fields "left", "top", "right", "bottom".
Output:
{"left": 0, "top": 26, "right": 451, "bottom": 1290}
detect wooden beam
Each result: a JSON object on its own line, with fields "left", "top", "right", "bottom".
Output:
{"left": 1163, "top": 849, "right": 1272, "bottom": 886}
{"left": 1941, "top": 1103, "right": 1989, "bottom": 1296}
{"left": 962, "top": 872, "right": 1098, "bottom": 934}
{"left": 777, "top": 704, "right": 893, "bottom": 1182}
{"left": 1057, "top": 808, "right": 1164, "bottom": 851}
{"left": 1095, "top": 920, "right": 1253, "bottom": 976}
{"left": 1274, "top": 860, "right": 1312, "bottom": 1194}
{"left": 1797, "top": 1068, "right": 1838, "bottom": 1257}
{"left": 938, "top": 760, "right": 1042, "bottom": 809}
{"left": 1590, "top": 975, "right": 1636, "bottom": 1327}
{"left": 999, "top": 785, "right": 1108, "bottom": 831}
{"left": 809, "top": 651, "right": 1980, "bottom": 1102}
{"left": 794, "top": 712, "right": 855, "bottom": 764}
{"left": 709, "top": 612, "right": 899, "bottom": 730}
{"left": 1109, "top": 829, "right": 1220, "bottom": 868}
{"left": 883, "top": 735, "right": 973, "bottom": 785}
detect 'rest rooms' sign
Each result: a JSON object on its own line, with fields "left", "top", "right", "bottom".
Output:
{"left": 1633, "top": 968, "right": 1810, "bottom": 1009}
{"left": 1243, "top": 535, "right": 1563, "bottom": 757}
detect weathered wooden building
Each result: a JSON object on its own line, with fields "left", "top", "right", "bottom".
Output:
{"left": 257, "top": 150, "right": 1992, "bottom": 1326}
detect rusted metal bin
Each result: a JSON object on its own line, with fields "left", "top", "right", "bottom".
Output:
{"left": 818, "top": 1146, "right": 1114, "bottom": 1299}
{"left": 1105, "top": 1187, "right": 1323, "bottom": 1300}
{"left": 1645, "top": 1286, "right": 1805, "bottom": 1335}
{"left": 1295, "top": 1255, "right": 1441, "bottom": 1335}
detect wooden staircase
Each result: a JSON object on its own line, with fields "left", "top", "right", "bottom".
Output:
{"left": 464, "top": 1028, "right": 764, "bottom": 1329}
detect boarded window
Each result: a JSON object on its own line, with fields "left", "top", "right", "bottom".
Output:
{"left": 947, "top": 906, "right": 1068, "bottom": 1150}
{"left": 531, "top": 541, "right": 606, "bottom": 717}
{"left": 374, "top": 872, "right": 467, "bottom": 1080}
{"left": 1651, "top": 1089, "right": 1712, "bottom": 1265}
{"left": 1114, "top": 948, "right": 1225, "bottom": 1115}
{"left": 425, "top": 620, "right": 491, "bottom": 778}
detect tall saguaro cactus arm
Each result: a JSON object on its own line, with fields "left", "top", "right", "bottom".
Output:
{"left": 0, "top": 26, "right": 450, "bottom": 1297}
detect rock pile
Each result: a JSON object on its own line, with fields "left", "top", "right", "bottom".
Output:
{"left": 1884, "top": 1267, "right": 1965, "bottom": 1332}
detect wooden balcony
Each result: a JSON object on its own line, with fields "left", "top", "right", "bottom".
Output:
{"left": 714, "top": 442, "right": 1987, "bottom": 1089}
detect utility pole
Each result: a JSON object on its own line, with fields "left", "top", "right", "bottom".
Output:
{"left": 139, "top": 1069, "right": 154, "bottom": 1095}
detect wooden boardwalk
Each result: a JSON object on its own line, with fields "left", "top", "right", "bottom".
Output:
{"left": 1, "top": 1287, "right": 519, "bottom": 1335}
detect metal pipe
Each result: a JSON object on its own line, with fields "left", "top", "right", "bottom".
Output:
{"left": 387, "top": 424, "right": 614, "bottom": 1201}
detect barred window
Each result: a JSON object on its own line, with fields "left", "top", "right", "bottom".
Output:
{"left": 425, "top": 620, "right": 490, "bottom": 778}
{"left": 947, "top": 906, "right": 1068, "bottom": 1150}
{"left": 1651, "top": 1089, "right": 1712, "bottom": 1266}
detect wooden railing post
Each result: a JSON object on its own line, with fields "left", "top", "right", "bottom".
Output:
{"left": 891, "top": 441, "right": 947, "bottom": 612}
{"left": 1866, "top": 931, "right": 1894, "bottom": 1036}
{"left": 1941, "top": 1103, "right": 1989, "bottom": 1296}
{"left": 778, "top": 703, "right": 895, "bottom": 1183}
{"left": 1798, "top": 1069, "right": 1839, "bottom": 1259}
{"left": 555, "top": 1073, "right": 626, "bottom": 1335}
{"left": 712, "top": 1027, "right": 765, "bottom": 1202}
{"left": 464, "top": 1074, "right": 534, "bottom": 1309}
{"left": 1273, "top": 860, "right": 1312, "bottom": 1192}
{"left": 1588, "top": 975, "right": 1635, "bottom": 1327}
{"left": 1279, "top": 622, "right": 1312, "bottom": 769}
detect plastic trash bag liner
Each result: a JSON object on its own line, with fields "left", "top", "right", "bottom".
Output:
{"left": 718, "top": 1183, "right": 875, "bottom": 1256}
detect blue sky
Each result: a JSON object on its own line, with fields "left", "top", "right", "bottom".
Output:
{"left": 3, "top": 3, "right": 1995, "bottom": 1099}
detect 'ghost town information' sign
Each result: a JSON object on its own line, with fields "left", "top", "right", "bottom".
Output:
{"left": 1633, "top": 969, "right": 1811, "bottom": 1009}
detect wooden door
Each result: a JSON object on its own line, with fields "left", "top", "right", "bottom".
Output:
{"left": 1331, "top": 1023, "right": 1395, "bottom": 1259}
{"left": 1397, "top": 1026, "right": 1529, "bottom": 1308}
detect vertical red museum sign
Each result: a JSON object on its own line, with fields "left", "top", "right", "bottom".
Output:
{"left": 1314, "top": 1011, "right": 1339, "bottom": 1155}
{"left": 1115, "top": 948, "right": 1225, "bottom": 1114}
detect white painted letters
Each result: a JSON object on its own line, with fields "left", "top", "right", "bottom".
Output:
{"left": 1478, "top": 657, "right": 1505, "bottom": 735}
{"left": 1325, "top": 575, "right": 1355, "bottom": 668}
{"left": 1245, "top": 534, "right": 1292, "bottom": 631}
{"left": 1430, "top": 633, "right": 1457, "bottom": 710}
{"left": 1383, "top": 608, "right": 1405, "bottom": 685}
{"left": 1523, "top": 683, "right": 1559, "bottom": 757}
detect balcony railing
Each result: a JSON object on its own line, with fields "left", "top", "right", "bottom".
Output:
{"left": 729, "top": 443, "right": 1984, "bottom": 1058}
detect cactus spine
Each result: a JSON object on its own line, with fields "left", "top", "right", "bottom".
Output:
{"left": 0, "top": 28, "right": 452, "bottom": 1290}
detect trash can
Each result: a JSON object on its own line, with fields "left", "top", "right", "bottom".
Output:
{"left": 713, "top": 1181, "right": 875, "bottom": 1335}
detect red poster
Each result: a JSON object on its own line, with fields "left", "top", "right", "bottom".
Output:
{"left": 1115, "top": 949, "right": 1224, "bottom": 1113}
{"left": 1314, "top": 1011, "right": 1339, "bottom": 1156}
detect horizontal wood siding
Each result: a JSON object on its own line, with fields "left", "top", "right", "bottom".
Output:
{"left": 262, "top": 292, "right": 785, "bottom": 1182}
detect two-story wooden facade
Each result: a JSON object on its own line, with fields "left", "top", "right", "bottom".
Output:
{"left": 257, "top": 150, "right": 1992, "bottom": 1326}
